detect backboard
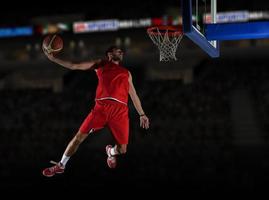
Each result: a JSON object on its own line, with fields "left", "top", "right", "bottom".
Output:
{"left": 181, "top": 0, "right": 220, "bottom": 57}
{"left": 181, "top": 0, "right": 269, "bottom": 58}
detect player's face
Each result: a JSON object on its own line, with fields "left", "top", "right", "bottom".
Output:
{"left": 110, "top": 49, "right": 124, "bottom": 61}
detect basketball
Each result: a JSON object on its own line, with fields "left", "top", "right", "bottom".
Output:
{"left": 42, "top": 34, "right": 63, "bottom": 55}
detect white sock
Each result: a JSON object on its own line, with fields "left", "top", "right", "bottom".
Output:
{"left": 60, "top": 155, "right": 70, "bottom": 167}
{"left": 110, "top": 147, "right": 118, "bottom": 156}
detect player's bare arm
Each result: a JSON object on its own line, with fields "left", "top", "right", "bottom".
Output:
{"left": 128, "top": 71, "right": 150, "bottom": 129}
{"left": 43, "top": 48, "right": 102, "bottom": 70}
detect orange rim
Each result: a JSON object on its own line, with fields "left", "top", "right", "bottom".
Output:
{"left": 147, "top": 25, "right": 183, "bottom": 36}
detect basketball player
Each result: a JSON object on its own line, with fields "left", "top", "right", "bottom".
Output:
{"left": 42, "top": 45, "right": 150, "bottom": 177}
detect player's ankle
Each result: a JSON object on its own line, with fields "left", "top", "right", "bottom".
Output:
{"left": 58, "top": 162, "right": 65, "bottom": 168}
{"left": 110, "top": 146, "right": 119, "bottom": 156}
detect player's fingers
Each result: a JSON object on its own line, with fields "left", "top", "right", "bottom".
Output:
{"left": 42, "top": 47, "right": 48, "bottom": 54}
{"left": 144, "top": 120, "right": 148, "bottom": 129}
{"left": 144, "top": 119, "right": 148, "bottom": 128}
{"left": 43, "top": 48, "right": 51, "bottom": 57}
{"left": 145, "top": 121, "right": 149, "bottom": 129}
{"left": 146, "top": 121, "right": 149, "bottom": 129}
{"left": 143, "top": 121, "right": 146, "bottom": 128}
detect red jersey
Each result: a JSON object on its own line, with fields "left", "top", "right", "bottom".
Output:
{"left": 95, "top": 60, "right": 129, "bottom": 104}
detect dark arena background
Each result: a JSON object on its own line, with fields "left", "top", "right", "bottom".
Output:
{"left": 1, "top": 0, "right": 269, "bottom": 194}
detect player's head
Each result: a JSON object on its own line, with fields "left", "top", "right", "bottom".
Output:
{"left": 105, "top": 45, "right": 124, "bottom": 62}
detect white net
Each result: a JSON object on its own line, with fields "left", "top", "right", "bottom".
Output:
{"left": 147, "top": 27, "right": 183, "bottom": 62}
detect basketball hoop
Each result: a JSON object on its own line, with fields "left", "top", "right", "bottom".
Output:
{"left": 147, "top": 26, "right": 183, "bottom": 62}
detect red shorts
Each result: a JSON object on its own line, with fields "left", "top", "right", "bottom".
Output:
{"left": 79, "top": 99, "right": 129, "bottom": 144}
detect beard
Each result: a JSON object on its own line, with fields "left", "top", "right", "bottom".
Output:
{"left": 111, "top": 55, "right": 122, "bottom": 61}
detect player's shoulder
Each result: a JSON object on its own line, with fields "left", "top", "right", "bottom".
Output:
{"left": 122, "top": 66, "right": 130, "bottom": 74}
{"left": 94, "top": 59, "right": 109, "bottom": 70}
{"left": 99, "top": 59, "right": 110, "bottom": 66}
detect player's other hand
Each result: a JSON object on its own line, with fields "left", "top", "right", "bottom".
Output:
{"left": 140, "top": 115, "right": 150, "bottom": 129}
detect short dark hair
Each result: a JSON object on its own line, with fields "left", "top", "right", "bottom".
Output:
{"left": 105, "top": 45, "right": 121, "bottom": 57}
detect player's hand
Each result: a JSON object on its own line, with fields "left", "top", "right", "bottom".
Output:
{"left": 140, "top": 115, "right": 150, "bottom": 129}
{"left": 42, "top": 46, "right": 54, "bottom": 60}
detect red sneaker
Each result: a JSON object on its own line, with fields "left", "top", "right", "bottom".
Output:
{"left": 106, "top": 145, "right": 117, "bottom": 169}
{"left": 42, "top": 161, "right": 65, "bottom": 177}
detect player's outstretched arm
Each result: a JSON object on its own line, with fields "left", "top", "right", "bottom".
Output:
{"left": 43, "top": 48, "right": 102, "bottom": 70}
{"left": 128, "top": 72, "right": 150, "bottom": 129}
